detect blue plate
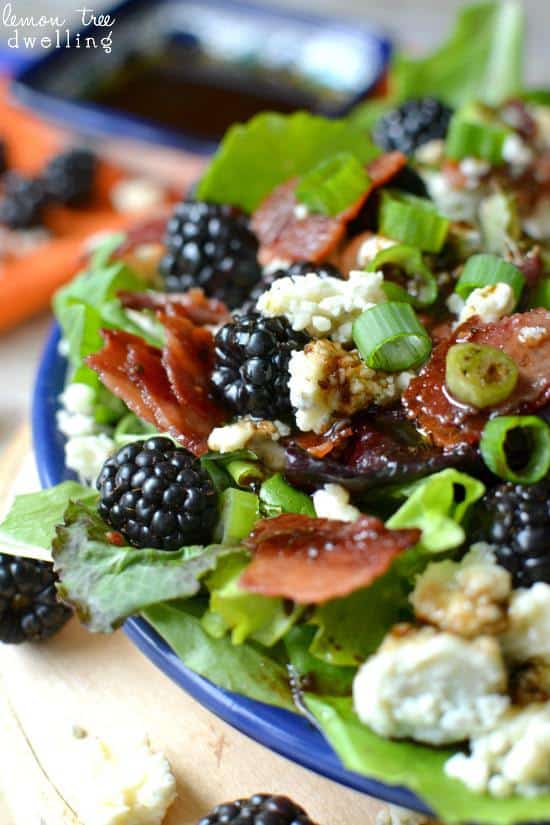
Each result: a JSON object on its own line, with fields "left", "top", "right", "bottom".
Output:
{"left": 32, "top": 322, "right": 431, "bottom": 815}
{"left": 13, "top": 0, "right": 391, "bottom": 154}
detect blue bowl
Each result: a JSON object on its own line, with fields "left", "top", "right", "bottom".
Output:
{"left": 32, "top": 322, "right": 431, "bottom": 815}
{"left": 13, "top": 0, "right": 391, "bottom": 154}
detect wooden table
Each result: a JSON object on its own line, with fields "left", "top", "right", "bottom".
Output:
{"left": 0, "top": 429, "right": 389, "bottom": 825}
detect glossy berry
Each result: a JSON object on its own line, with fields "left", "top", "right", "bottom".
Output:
{"left": 0, "top": 173, "right": 46, "bottom": 228}
{"left": 373, "top": 97, "right": 453, "bottom": 155}
{"left": 197, "top": 793, "right": 317, "bottom": 825}
{"left": 474, "top": 478, "right": 550, "bottom": 587}
{"left": 159, "top": 200, "right": 262, "bottom": 309}
{"left": 96, "top": 437, "right": 218, "bottom": 550}
{"left": 211, "top": 314, "right": 309, "bottom": 421}
{"left": 42, "top": 148, "right": 97, "bottom": 206}
{"left": 0, "top": 555, "right": 72, "bottom": 644}
{"left": 240, "top": 259, "right": 343, "bottom": 313}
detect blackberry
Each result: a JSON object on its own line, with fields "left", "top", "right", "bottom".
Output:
{"left": 239, "top": 259, "right": 342, "bottom": 314}
{"left": 473, "top": 478, "right": 550, "bottom": 587}
{"left": 159, "top": 200, "right": 262, "bottom": 309}
{"left": 197, "top": 793, "right": 317, "bottom": 825}
{"left": 96, "top": 437, "right": 218, "bottom": 550}
{"left": 42, "top": 148, "right": 97, "bottom": 206}
{"left": 211, "top": 314, "right": 309, "bottom": 421}
{"left": 0, "top": 173, "right": 46, "bottom": 228}
{"left": 0, "top": 555, "right": 71, "bottom": 644}
{"left": 373, "top": 97, "right": 453, "bottom": 155}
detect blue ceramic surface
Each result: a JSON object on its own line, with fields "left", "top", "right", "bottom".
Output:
{"left": 13, "top": 0, "right": 391, "bottom": 153}
{"left": 32, "top": 322, "right": 431, "bottom": 815}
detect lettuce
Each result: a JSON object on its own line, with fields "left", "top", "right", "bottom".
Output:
{"left": 284, "top": 626, "right": 355, "bottom": 696}
{"left": 305, "top": 695, "right": 550, "bottom": 825}
{"left": 351, "top": 1, "right": 525, "bottom": 130}
{"left": 202, "top": 552, "right": 303, "bottom": 647}
{"left": 0, "top": 482, "right": 97, "bottom": 559}
{"left": 197, "top": 111, "right": 379, "bottom": 213}
{"left": 143, "top": 601, "right": 295, "bottom": 711}
{"left": 53, "top": 501, "right": 238, "bottom": 632}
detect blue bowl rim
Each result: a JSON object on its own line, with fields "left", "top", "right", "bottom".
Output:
{"left": 12, "top": 0, "right": 392, "bottom": 154}
{"left": 32, "top": 321, "right": 431, "bottom": 816}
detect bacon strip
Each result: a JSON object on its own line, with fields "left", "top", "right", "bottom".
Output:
{"left": 118, "top": 288, "right": 232, "bottom": 326}
{"left": 251, "top": 152, "right": 406, "bottom": 264}
{"left": 240, "top": 513, "right": 420, "bottom": 604}
{"left": 403, "top": 309, "right": 550, "bottom": 448}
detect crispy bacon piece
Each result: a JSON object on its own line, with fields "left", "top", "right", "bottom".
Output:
{"left": 118, "top": 288, "right": 232, "bottom": 326}
{"left": 403, "top": 309, "right": 550, "bottom": 448}
{"left": 240, "top": 513, "right": 420, "bottom": 604}
{"left": 251, "top": 152, "right": 406, "bottom": 264}
{"left": 87, "top": 316, "right": 227, "bottom": 455}
{"left": 292, "top": 421, "right": 354, "bottom": 458}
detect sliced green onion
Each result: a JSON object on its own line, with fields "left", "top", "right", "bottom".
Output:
{"left": 367, "top": 244, "right": 438, "bottom": 307}
{"left": 455, "top": 253, "right": 525, "bottom": 302}
{"left": 480, "top": 416, "right": 550, "bottom": 483}
{"left": 352, "top": 301, "right": 432, "bottom": 372}
{"left": 260, "top": 473, "right": 315, "bottom": 517}
{"left": 528, "top": 277, "right": 550, "bottom": 310}
{"left": 378, "top": 190, "right": 449, "bottom": 253}
{"left": 215, "top": 488, "right": 260, "bottom": 544}
{"left": 295, "top": 152, "right": 370, "bottom": 216}
{"left": 445, "top": 343, "right": 518, "bottom": 409}
{"left": 226, "top": 460, "right": 264, "bottom": 489}
{"left": 445, "top": 116, "right": 510, "bottom": 165}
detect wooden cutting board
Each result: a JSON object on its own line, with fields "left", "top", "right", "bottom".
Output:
{"left": 0, "top": 428, "right": 389, "bottom": 825}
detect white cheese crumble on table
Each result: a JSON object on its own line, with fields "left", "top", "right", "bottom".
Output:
{"left": 288, "top": 339, "right": 408, "bottom": 434}
{"left": 458, "top": 282, "right": 516, "bottom": 325}
{"left": 110, "top": 178, "right": 166, "bottom": 214}
{"left": 410, "top": 544, "right": 511, "bottom": 638}
{"left": 501, "top": 582, "right": 550, "bottom": 665}
{"left": 355, "top": 234, "right": 395, "bottom": 268}
{"left": 57, "top": 382, "right": 114, "bottom": 481}
{"left": 444, "top": 703, "right": 550, "bottom": 798}
{"left": 257, "top": 269, "right": 387, "bottom": 344}
{"left": 313, "top": 483, "right": 360, "bottom": 522}
{"left": 376, "top": 804, "right": 435, "bottom": 825}
{"left": 353, "top": 625, "right": 509, "bottom": 745}
{"left": 69, "top": 731, "right": 177, "bottom": 825}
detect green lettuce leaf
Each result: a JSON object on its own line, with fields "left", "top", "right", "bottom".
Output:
{"left": 308, "top": 570, "right": 410, "bottom": 666}
{"left": 305, "top": 695, "right": 550, "bottom": 825}
{"left": 143, "top": 601, "right": 294, "bottom": 711}
{"left": 53, "top": 235, "right": 162, "bottom": 386}
{"left": 197, "top": 111, "right": 379, "bottom": 213}
{"left": 351, "top": 1, "right": 525, "bottom": 130}
{"left": 387, "top": 468, "right": 485, "bottom": 553}
{"left": 284, "top": 626, "right": 355, "bottom": 696}
{"left": 0, "top": 482, "right": 97, "bottom": 558}
{"left": 202, "top": 552, "right": 303, "bottom": 647}
{"left": 53, "top": 501, "right": 238, "bottom": 632}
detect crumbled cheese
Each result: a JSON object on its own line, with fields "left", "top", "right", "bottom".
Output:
{"left": 262, "top": 257, "right": 291, "bottom": 276}
{"left": 353, "top": 625, "right": 509, "bottom": 745}
{"left": 288, "top": 339, "right": 403, "bottom": 433}
{"left": 356, "top": 234, "right": 395, "bottom": 267}
{"left": 422, "top": 169, "right": 483, "bottom": 222}
{"left": 376, "top": 804, "right": 434, "bottom": 825}
{"left": 60, "top": 382, "right": 96, "bottom": 416}
{"left": 458, "top": 282, "right": 516, "bottom": 325}
{"left": 410, "top": 544, "right": 511, "bottom": 638}
{"left": 207, "top": 417, "right": 290, "bottom": 453}
{"left": 70, "top": 731, "right": 176, "bottom": 825}
{"left": 257, "top": 270, "right": 387, "bottom": 343}
{"left": 110, "top": 178, "right": 166, "bottom": 214}
{"left": 65, "top": 434, "right": 115, "bottom": 481}
{"left": 502, "top": 134, "right": 533, "bottom": 175}
{"left": 517, "top": 325, "right": 548, "bottom": 345}
{"left": 445, "top": 704, "right": 550, "bottom": 798}
{"left": 446, "top": 292, "right": 465, "bottom": 318}
{"left": 459, "top": 157, "right": 490, "bottom": 190}
{"left": 523, "top": 197, "right": 550, "bottom": 241}
{"left": 502, "top": 582, "right": 550, "bottom": 665}
{"left": 293, "top": 203, "right": 310, "bottom": 220}
{"left": 414, "top": 138, "right": 445, "bottom": 166}
{"left": 313, "top": 483, "right": 360, "bottom": 522}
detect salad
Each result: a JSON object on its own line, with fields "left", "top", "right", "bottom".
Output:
{"left": 1, "top": 2, "right": 550, "bottom": 822}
